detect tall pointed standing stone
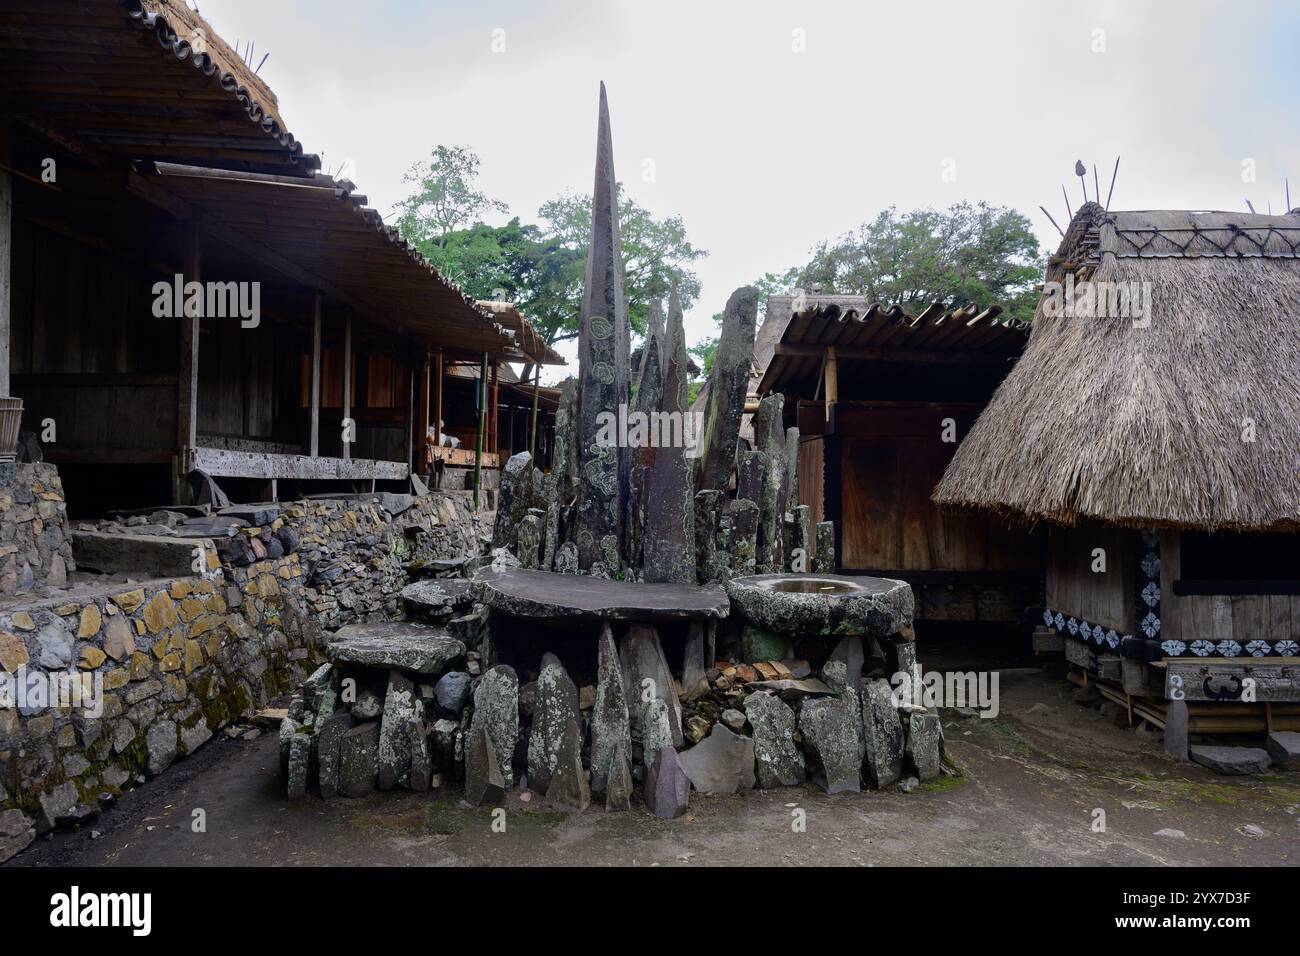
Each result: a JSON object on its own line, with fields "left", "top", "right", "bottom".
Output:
{"left": 590, "top": 623, "right": 631, "bottom": 795}
{"left": 696, "top": 286, "right": 758, "bottom": 493}
{"left": 576, "top": 83, "right": 630, "bottom": 575}
{"left": 642, "top": 285, "right": 696, "bottom": 584}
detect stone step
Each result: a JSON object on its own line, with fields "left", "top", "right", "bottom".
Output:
{"left": 326, "top": 622, "right": 466, "bottom": 675}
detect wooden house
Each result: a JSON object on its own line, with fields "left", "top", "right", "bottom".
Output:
{"left": 755, "top": 294, "right": 1035, "bottom": 625}
{"left": 935, "top": 203, "right": 1300, "bottom": 727}
{"left": 0, "top": 0, "right": 555, "bottom": 513}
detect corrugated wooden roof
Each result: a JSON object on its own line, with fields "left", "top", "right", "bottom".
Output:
{"left": 0, "top": 0, "right": 319, "bottom": 175}
{"left": 757, "top": 294, "right": 1028, "bottom": 395}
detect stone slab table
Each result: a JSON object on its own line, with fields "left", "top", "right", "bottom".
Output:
{"left": 471, "top": 569, "right": 730, "bottom": 624}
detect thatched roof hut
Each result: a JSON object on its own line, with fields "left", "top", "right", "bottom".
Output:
{"left": 934, "top": 202, "right": 1300, "bottom": 533}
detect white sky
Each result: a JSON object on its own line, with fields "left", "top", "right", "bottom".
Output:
{"left": 194, "top": 0, "right": 1300, "bottom": 384}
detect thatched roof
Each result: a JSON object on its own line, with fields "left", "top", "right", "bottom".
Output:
{"left": 934, "top": 202, "right": 1300, "bottom": 533}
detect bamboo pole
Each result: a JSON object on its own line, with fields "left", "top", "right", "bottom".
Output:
{"left": 309, "top": 292, "right": 321, "bottom": 457}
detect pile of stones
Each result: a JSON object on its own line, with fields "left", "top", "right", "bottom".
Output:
{"left": 280, "top": 577, "right": 946, "bottom": 812}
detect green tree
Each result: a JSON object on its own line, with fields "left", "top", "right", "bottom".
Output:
{"left": 790, "top": 202, "right": 1043, "bottom": 324}
{"left": 538, "top": 186, "right": 707, "bottom": 342}
{"left": 396, "top": 145, "right": 508, "bottom": 251}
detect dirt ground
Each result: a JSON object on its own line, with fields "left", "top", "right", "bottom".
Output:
{"left": 8, "top": 649, "right": 1300, "bottom": 867}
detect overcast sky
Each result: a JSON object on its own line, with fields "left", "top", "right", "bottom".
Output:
{"left": 195, "top": 0, "right": 1300, "bottom": 382}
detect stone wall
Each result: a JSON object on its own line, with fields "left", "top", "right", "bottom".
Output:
{"left": 0, "top": 485, "right": 484, "bottom": 862}
{"left": 0, "top": 464, "right": 76, "bottom": 596}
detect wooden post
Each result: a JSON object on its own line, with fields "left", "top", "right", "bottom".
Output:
{"left": 474, "top": 351, "right": 487, "bottom": 509}
{"left": 433, "top": 350, "right": 443, "bottom": 447}
{"left": 309, "top": 293, "right": 322, "bottom": 457}
{"left": 176, "top": 218, "right": 201, "bottom": 503}
{"left": 529, "top": 365, "right": 541, "bottom": 459}
{"left": 824, "top": 345, "right": 838, "bottom": 433}
{"left": 418, "top": 350, "right": 431, "bottom": 471}
{"left": 405, "top": 359, "right": 415, "bottom": 472}
{"left": 342, "top": 309, "right": 352, "bottom": 460}
{"left": 490, "top": 360, "right": 499, "bottom": 459}
{"left": 0, "top": 122, "right": 11, "bottom": 399}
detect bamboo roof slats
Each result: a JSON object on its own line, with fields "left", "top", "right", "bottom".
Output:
{"left": 754, "top": 294, "right": 1028, "bottom": 395}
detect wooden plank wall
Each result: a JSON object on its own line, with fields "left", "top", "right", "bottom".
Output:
{"left": 1044, "top": 520, "right": 1132, "bottom": 633}
{"left": 9, "top": 218, "right": 178, "bottom": 457}
{"left": 1159, "top": 531, "right": 1298, "bottom": 647}
{"left": 834, "top": 402, "right": 1037, "bottom": 573}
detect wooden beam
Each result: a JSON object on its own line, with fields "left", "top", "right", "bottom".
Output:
{"left": 342, "top": 308, "right": 352, "bottom": 461}
{"left": 176, "top": 217, "right": 201, "bottom": 502}
{"left": 193, "top": 446, "right": 408, "bottom": 481}
{"left": 309, "top": 293, "right": 322, "bottom": 457}
{"left": 774, "top": 342, "right": 1012, "bottom": 366}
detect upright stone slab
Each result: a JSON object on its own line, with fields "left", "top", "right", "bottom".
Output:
{"left": 1164, "top": 698, "right": 1189, "bottom": 760}
{"left": 409, "top": 722, "right": 432, "bottom": 792}
{"left": 905, "top": 712, "right": 943, "bottom": 781}
{"left": 625, "top": 313, "right": 663, "bottom": 574}
{"left": 798, "top": 696, "right": 861, "bottom": 794}
{"left": 827, "top": 636, "right": 865, "bottom": 692}
{"left": 546, "top": 379, "right": 579, "bottom": 571}
{"left": 696, "top": 285, "right": 758, "bottom": 493}
{"left": 575, "top": 83, "right": 629, "bottom": 573}
{"left": 605, "top": 737, "right": 633, "bottom": 812}
{"left": 619, "top": 624, "right": 683, "bottom": 747}
{"left": 729, "top": 499, "right": 760, "bottom": 576}
{"left": 641, "top": 697, "right": 675, "bottom": 768}
{"left": 682, "top": 621, "right": 709, "bottom": 700}
{"left": 528, "top": 652, "right": 580, "bottom": 793}
{"left": 338, "top": 721, "right": 381, "bottom": 797}
{"left": 516, "top": 511, "right": 542, "bottom": 569}
{"left": 591, "top": 623, "right": 632, "bottom": 794}
{"left": 493, "top": 451, "right": 535, "bottom": 551}
{"left": 790, "top": 504, "right": 812, "bottom": 572}
{"left": 471, "top": 665, "right": 519, "bottom": 789}
{"left": 644, "top": 745, "right": 691, "bottom": 820}
{"left": 694, "top": 489, "right": 725, "bottom": 584}
{"left": 861, "top": 678, "right": 904, "bottom": 788}
{"left": 317, "top": 711, "right": 357, "bottom": 798}
{"left": 465, "top": 723, "right": 506, "bottom": 805}
{"left": 543, "top": 718, "right": 590, "bottom": 811}
{"left": 784, "top": 425, "right": 801, "bottom": 512}
{"left": 642, "top": 286, "right": 696, "bottom": 585}
{"left": 744, "top": 691, "right": 805, "bottom": 788}
{"left": 378, "top": 669, "right": 417, "bottom": 790}
{"left": 677, "top": 723, "right": 755, "bottom": 794}
{"left": 752, "top": 393, "right": 788, "bottom": 573}
{"left": 736, "top": 451, "right": 767, "bottom": 504}
{"left": 814, "top": 521, "right": 835, "bottom": 573}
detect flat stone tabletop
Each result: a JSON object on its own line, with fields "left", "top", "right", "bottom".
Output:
{"left": 326, "top": 622, "right": 466, "bottom": 674}
{"left": 472, "top": 569, "right": 730, "bottom": 622}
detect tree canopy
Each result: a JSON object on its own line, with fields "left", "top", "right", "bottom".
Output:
{"left": 790, "top": 202, "right": 1043, "bottom": 324}
{"left": 395, "top": 144, "right": 708, "bottom": 347}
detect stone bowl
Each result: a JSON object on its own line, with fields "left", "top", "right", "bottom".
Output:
{"left": 724, "top": 573, "right": 914, "bottom": 637}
